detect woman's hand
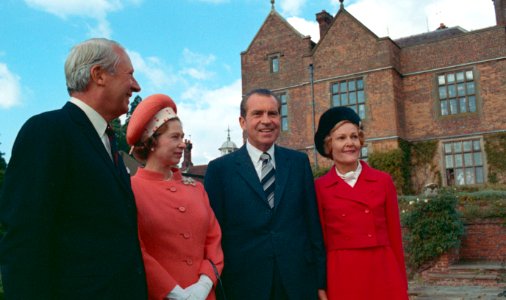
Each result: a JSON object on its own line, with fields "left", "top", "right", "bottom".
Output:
{"left": 185, "top": 275, "right": 213, "bottom": 300}
{"left": 318, "top": 289, "right": 328, "bottom": 300}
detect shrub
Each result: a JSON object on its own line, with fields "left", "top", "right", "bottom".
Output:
{"left": 312, "top": 165, "right": 331, "bottom": 179}
{"left": 400, "top": 189, "right": 464, "bottom": 270}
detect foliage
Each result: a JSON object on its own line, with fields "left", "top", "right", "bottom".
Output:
{"left": 110, "top": 96, "right": 143, "bottom": 154}
{"left": 111, "top": 118, "right": 129, "bottom": 154}
{"left": 312, "top": 165, "right": 331, "bottom": 179}
{"left": 410, "top": 140, "right": 438, "bottom": 167}
{"left": 0, "top": 151, "right": 5, "bottom": 171}
{"left": 409, "top": 140, "right": 440, "bottom": 192}
{"left": 368, "top": 148, "right": 410, "bottom": 194}
{"left": 0, "top": 142, "right": 5, "bottom": 189}
{"left": 455, "top": 189, "right": 506, "bottom": 221}
{"left": 398, "top": 139, "right": 413, "bottom": 194}
{"left": 127, "top": 95, "right": 142, "bottom": 120}
{"left": 0, "top": 170, "right": 4, "bottom": 190}
{"left": 484, "top": 133, "right": 506, "bottom": 183}
{"left": 400, "top": 189, "right": 464, "bottom": 270}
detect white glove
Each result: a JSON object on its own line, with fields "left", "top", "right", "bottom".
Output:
{"left": 185, "top": 275, "right": 213, "bottom": 300}
{"left": 166, "top": 285, "right": 191, "bottom": 300}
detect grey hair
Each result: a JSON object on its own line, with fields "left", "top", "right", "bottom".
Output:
{"left": 64, "top": 38, "right": 123, "bottom": 95}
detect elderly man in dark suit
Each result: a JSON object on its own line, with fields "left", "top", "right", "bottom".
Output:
{"left": 0, "top": 38, "right": 147, "bottom": 299}
{"left": 204, "top": 88, "right": 327, "bottom": 300}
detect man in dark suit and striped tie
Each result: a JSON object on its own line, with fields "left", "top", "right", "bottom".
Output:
{"left": 204, "top": 89, "right": 327, "bottom": 300}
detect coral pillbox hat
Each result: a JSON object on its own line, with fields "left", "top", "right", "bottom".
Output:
{"left": 126, "top": 93, "right": 178, "bottom": 146}
{"left": 314, "top": 106, "right": 361, "bottom": 157}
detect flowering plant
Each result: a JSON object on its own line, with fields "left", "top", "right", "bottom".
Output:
{"left": 400, "top": 189, "right": 464, "bottom": 271}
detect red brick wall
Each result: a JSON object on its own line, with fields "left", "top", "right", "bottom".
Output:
{"left": 399, "top": 27, "right": 506, "bottom": 74}
{"left": 241, "top": 6, "right": 506, "bottom": 186}
{"left": 459, "top": 219, "right": 506, "bottom": 262}
{"left": 402, "top": 60, "right": 506, "bottom": 141}
{"left": 241, "top": 11, "right": 313, "bottom": 94}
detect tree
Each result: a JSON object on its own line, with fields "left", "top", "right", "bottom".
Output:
{"left": 111, "top": 118, "right": 129, "bottom": 154}
{"left": 0, "top": 143, "right": 6, "bottom": 189}
{"left": 127, "top": 95, "right": 142, "bottom": 120}
{"left": 112, "top": 95, "right": 143, "bottom": 154}
{"left": 0, "top": 150, "right": 5, "bottom": 171}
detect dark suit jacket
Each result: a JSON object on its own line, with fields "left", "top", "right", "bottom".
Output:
{"left": 0, "top": 102, "right": 147, "bottom": 299}
{"left": 204, "top": 145, "right": 325, "bottom": 300}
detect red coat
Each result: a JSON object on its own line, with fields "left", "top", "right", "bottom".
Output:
{"left": 132, "top": 168, "right": 224, "bottom": 300}
{"left": 315, "top": 161, "right": 408, "bottom": 300}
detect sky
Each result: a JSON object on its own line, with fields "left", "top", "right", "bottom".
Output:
{"left": 0, "top": 0, "right": 496, "bottom": 165}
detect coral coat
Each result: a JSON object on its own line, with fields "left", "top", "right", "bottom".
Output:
{"left": 315, "top": 161, "right": 408, "bottom": 300}
{"left": 132, "top": 168, "right": 224, "bottom": 300}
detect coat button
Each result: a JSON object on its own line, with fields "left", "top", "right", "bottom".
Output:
{"left": 341, "top": 213, "right": 346, "bottom": 217}
{"left": 178, "top": 207, "right": 186, "bottom": 212}
{"left": 186, "top": 258, "right": 193, "bottom": 265}
{"left": 183, "top": 233, "right": 191, "bottom": 239}
{"left": 367, "top": 234, "right": 373, "bottom": 238}
{"left": 365, "top": 209, "right": 370, "bottom": 214}
{"left": 168, "top": 186, "right": 177, "bottom": 192}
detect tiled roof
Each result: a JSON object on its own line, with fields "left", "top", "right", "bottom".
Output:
{"left": 394, "top": 26, "right": 468, "bottom": 48}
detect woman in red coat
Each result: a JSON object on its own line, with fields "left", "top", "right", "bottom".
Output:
{"left": 127, "top": 94, "right": 223, "bottom": 300}
{"left": 314, "top": 106, "right": 408, "bottom": 300}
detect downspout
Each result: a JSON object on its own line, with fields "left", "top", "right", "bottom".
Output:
{"left": 309, "top": 64, "right": 318, "bottom": 169}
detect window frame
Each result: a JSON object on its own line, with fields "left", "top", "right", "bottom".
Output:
{"left": 443, "top": 138, "right": 485, "bottom": 186}
{"left": 437, "top": 69, "right": 477, "bottom": 116}
{"left": 277, "top": 92, "right": 288, "bottom": 131}
{"left": 269, "top": 54, "right": 280, "bottom": 73}
{"left": 330, "top": 77, "right": 366, "bottom": 119}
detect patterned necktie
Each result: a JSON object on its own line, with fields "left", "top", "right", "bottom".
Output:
{"left": 106, "top": 124, "right": 119, "bottom": 167}
{"left": 260, "top": 152, "right": 275, "bottom": 208}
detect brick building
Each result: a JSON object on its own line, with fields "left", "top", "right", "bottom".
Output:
{"left": 241, "top": 0, "right": 506, "bottom": 192}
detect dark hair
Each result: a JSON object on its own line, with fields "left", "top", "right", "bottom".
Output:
{"left": 240, "top": 88, "right": 281, "bottom": 117}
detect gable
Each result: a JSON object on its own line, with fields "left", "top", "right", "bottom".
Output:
{"left": 241, "top": 9, "right": 315, "bottom": 92}
{"left": 313, "top": 9, "right": 396, "bottom": 78}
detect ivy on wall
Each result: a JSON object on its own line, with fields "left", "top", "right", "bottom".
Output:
{"left": 484, "top": 132, "right": 506, "bottom": 184}
{"left": 368, "top": 147, "right": 411, "bottom": 194}
{"left": 411, "top": 140, "right": 438, "bottom": 167}
{"left": 368, "top": 140, "right": 443, "bottom": 195}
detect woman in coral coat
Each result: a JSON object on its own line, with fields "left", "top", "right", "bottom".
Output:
{"left": 313, "top": 106, "right": 408, "bottom": 300}
{"left": 127, "top": 94, "right": 223, "bottom": 300}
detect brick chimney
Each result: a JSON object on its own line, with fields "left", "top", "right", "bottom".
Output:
{"left": 316, "top": 10, "right": 333, "bottom": 39}
{"left": 493, "top": 0, "right": 506, "bottom": 26}
{"left": 182, "top": 139, "right": 193, "bottom": 170}
{"left": 437, "top": 23, "right": 448, "bottom": 30}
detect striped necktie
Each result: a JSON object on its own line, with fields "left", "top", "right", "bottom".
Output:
{"left": 260, "top": 152, "right": 275, "bottom": 208}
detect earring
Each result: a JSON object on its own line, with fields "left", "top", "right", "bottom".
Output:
{"left": 150, "top": 148, "right": 155, "bottom": 152}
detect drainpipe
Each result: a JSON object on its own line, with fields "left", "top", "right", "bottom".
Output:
{"left": 309, "top": 64, "right": 318, "bottom": 169}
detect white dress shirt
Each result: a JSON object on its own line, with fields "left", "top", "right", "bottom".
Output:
{"left": 69, "top": 97, "right": 113, "bottom": 160}
{"left": 245, "top": 141, "right": 276, "bottom": 180}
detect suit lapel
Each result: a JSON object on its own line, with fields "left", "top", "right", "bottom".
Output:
{"left": 272, "top": 146, "right": 290, "bottom": 208}
{"left": 234, "top": 146, "right": 270, "bottom": 207}
{"left": 64, "top": 102, "right": 131, "bottom": 192}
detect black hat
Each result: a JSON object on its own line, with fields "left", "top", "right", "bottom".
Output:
{"left": 314, "top": 106, "right": 361, "bottom": 157}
